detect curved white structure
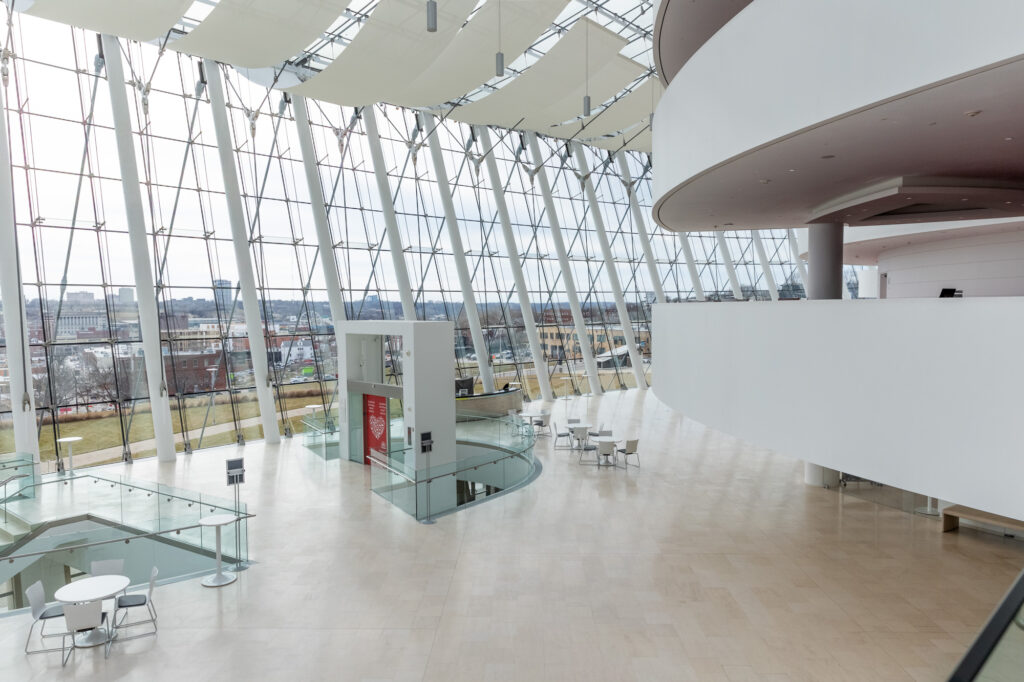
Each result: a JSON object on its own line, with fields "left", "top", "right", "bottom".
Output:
{"left": 653, "top": 1, "right": 1024, "bottom": 517}
{"left": 652, "top": 0, "right": 1024, "bottom": 231}
{"left": 653, "top": 300, "right": 1024, "bottom": 520}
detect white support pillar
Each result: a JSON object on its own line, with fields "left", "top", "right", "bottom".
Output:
{"left": 527, "top": 132, "right": 602, "bottom": 396}
{"left": 204, "top": 59, "right": 280, "bottom": 445}
{"left": 102, "top": 35, "right": 176, "bottom": 461}
{"left": 420, "top": 112, "right": 495, "bottom": 393}
{"left": 787, "top": 228, "right": 808, "bottom": 289}
{"left": 476, "top": 126, "right": 554, "bottom": 401}
{"left": 750, "top": 231, "right": 779, "bottom": 301}
{"left": 715, "top": 231, "right": 745, "bottom": 300}
{"left": 570, "top": 142, "right": 647, "bottom": 389}
{"left": 362, "top": 105, "right": 416, "bottom": 320}
{"left": 615, "top": 151, "right": 664, "bottom": 303}
{"left": 0, "top": 78, "right": 38, "bottom": 460}
{"left": 292, "top": 96, "right": 347, "bottom": 327}
{"left": 678, "top": 233, "right": 705, "bottom": 301}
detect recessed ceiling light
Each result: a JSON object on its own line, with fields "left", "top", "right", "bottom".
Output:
{"left": 787, "top": 168, "right": 797, "bottom": 172}
{"left": 961, "top": 198, "right": 969, "bottom": 201}
{"left": 821, "top": 154, "right": 836, "bottom": 159}
{"left": 759, "top": 178, "right": 771, "bottom": 184}
{"left": 965, "top": 110, "right": 983, "bottom": 117}
{"left": 1006, "top": 137, "right": 1014, "bottom": 141}
{"left": 1005, "top": 201, "right": 1013, "bottom": 205}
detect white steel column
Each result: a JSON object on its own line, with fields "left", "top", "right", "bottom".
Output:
{"left": 204, "top": 59, "right": 280, "bottom": 445}
{"left": 715, "top": 231, "right": 745, "bottom": 300}
{"left": 476, "top": 126, "right": 553, "bottom": 401}
{"left": 750, "top": 230, "right": 779, "bottom": 301}
{"left": 787, "top": 228, "right": 808, "bottom": 288}
{"left": 362, "top": 106, "right": 416, "bottom": 320}
{"left": 615, "top": 151, "right": 664, "bottom": 303}
{"left": 527, "top": 133, "right": 602, "bottom": 396}
{"left": 0, "top": 78, "right": 38, "bottom": 459}
{"left": 292, "top": 96, "right": 347, "bottom": 327}
{"left": 678, "top": 233, "right": 705, "bottom": 301}
{"left": 102, "top": 35, "right": 176, "bottom": 461}
{"left": 421, "top": 112, "right": 495, "bottom": 393}
{"left": 570, "top": 142, "right": 647, "bottom": 389}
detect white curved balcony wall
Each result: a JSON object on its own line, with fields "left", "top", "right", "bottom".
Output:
{"left": 653, "top": 299, "right": 1024, "bottom": 521}
{"left": 652, "top": 0, "right": 1024, "bottom": 212}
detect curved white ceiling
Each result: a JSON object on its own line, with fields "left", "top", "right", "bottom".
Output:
{"left": 169, "top": 0, "right": 354, "bottom": 69}
{"left": 23, "top": 0, "right": 192, "bottom": 43}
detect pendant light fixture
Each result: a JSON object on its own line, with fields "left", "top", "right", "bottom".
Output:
{"left": 426, "top": 0, "right": 437, "bottom": 32}
{"left": 495, "top": 0, "right": 505, "bottom": 77}
{"left": 583, "top": 17, "right": 591, "bottom": 117}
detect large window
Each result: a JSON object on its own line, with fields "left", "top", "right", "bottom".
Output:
{"left": 0, "top": 15, "right": 802, "bottom": 470}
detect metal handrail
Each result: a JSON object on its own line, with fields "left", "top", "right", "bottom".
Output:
{"left": 367, "top": 445, "right": 534, "bottom": 487}
{"left": 2, "top": 512, "right": 255, "bottom": 563}
{"left": 12, "top": 471, "right": 237, "bottom": 512}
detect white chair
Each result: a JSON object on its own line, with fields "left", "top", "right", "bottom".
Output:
{"left": 618, "top": 439, "right": 639, "bottom": 467}
{"left": 90, "top": 559, "right": 124, "bottom": 576}
{"left": 553, "top": 423, "right": 572, "bottom": 448}
{"left": 24, "top": 580, "right": 64, "bottom": 655}
{"left": 597, "top": 440, "right": 617, "bottom": 467}
{"left": 532, "top": 413, "right": 551, "bottom": 436}
{"left": 570, "top": 425, "right": 590, "bottom": 449}
{"left": 589, "top": 422, "right": 605, "bottom": 438}
{"left": 60, "top": 600, "right": 111, "bottom": 666}
{"left": 114, "top": 566, "right": 158, "bottom": 640}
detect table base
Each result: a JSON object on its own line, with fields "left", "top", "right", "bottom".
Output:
{"left": 202, "top": 572, "right": 237, "bottom": 588}
{"left": 75, "top": 627, "right": 114, "bottom": 648}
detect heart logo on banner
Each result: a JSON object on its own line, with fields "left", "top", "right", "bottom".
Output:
{"left": 369, "top": 415, "right": 386, "bottom": 440}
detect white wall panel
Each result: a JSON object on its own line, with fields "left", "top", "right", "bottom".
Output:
{"left": 653, "top": 298, "right": 1024, "bottom": 521}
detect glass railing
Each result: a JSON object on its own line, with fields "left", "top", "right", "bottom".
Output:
{"left": 951, "top": 567, "right": 1024, "bottom": 680}
{"left": 0, "top": 470, "right": 247, "bottom": 564}
{"left": 0, "top": 453, "right": 36, "bottom": 503}
{"left": 368, "top": 413, "right": 538, "bottom": 522}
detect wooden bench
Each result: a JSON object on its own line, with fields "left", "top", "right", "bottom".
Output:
{"left": 942, "top": 505, "right": 1024, "bottom": 535}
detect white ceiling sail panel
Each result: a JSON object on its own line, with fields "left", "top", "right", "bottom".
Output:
{"left": 288, "top": 0, "right": 478, "bottom": 107}
{"left": 169, "top": 0, "right": 353, "bottom": 69}
{"left": 547, "top": 77, "right": 662, "bottom": 140}
{"left": 522, "top": 54, "right": 644, "bottom": 129}
{"left": 449, "top": 18, "right": 629, "bottom": 129}
{"left": 388, "top": 0, "right": 571, "bottom": 108}
{"left": 23, "top": 0, "right": 192, "bottom": 42}
{"left": 592, "top": 127, "right": 651, "bottom": 153}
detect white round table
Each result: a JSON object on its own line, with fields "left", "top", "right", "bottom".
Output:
{"left": 55, "top": 574, "right": 130, "bottom": 647}
{"left": 56, "top": 436, "right": 82, "bottom": 475}
{"left": 569, "top": 424, "right": 592, "bottom": 448}
{"left": 200, "top": 514, "right": 239, "bottom": 587}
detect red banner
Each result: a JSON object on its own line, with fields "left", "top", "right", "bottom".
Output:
{"left": 363, "top": 394, "right": 388, "bottom": 465}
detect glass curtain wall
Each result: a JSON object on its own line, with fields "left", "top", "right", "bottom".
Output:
{"left": 0, "top": 15, "right": 802, "bottom": 468}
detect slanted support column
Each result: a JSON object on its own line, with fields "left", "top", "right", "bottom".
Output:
{"left": 292, "top": 96, "right": 346, "bottom": 327}
{"left": 750, "top": 231, "right": 779, "bottom": 301}
{"left": 421, "top": 113, "right": 495, "bottom": 394}
{"left": 204, "top": 59, "right": 280, "bottom": 445}
{"left": 678, "top": 233, "right": 705, "bottom": 301}
{"left": 0, "top": 76, "right": 38, "bottom": 461}
{"left": 787, "top": 228, "right": 808, "bottom": 289}
{"left": 615, "top": 151, "right": 664, "bottom": 303}
{"left": 527, "top": 133, "right": 602, "bottom": 396}
{"left": 102, "top": 34, "right": 176, "bottom": 461}
{"left": 362, "top": 105, "right": 416, "bottom": 320}
{"left": 476, "top": 126, "right": 553, "bottom": 401}
{"left": 570, "top": 142, "right": 647, "bottom": 389}
{"left": 716, "top": 232, "right": 745, "bottom": 300}
{"left": 804, "top": 221, "right": 845, "bottom": 487}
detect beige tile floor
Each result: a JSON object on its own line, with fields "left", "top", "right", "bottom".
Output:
{"left": 1, "top": 388, "right": 1021, "bottom": 681}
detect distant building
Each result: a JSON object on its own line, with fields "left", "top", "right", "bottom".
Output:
{"left": 66, "top": 291, "right": 95, "bottom": 304}
{"left": 213, "top": 279, "right": 234, "bottom": 316}
{"left": 118, "top": 287, "right": 134, "bottom": 306}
